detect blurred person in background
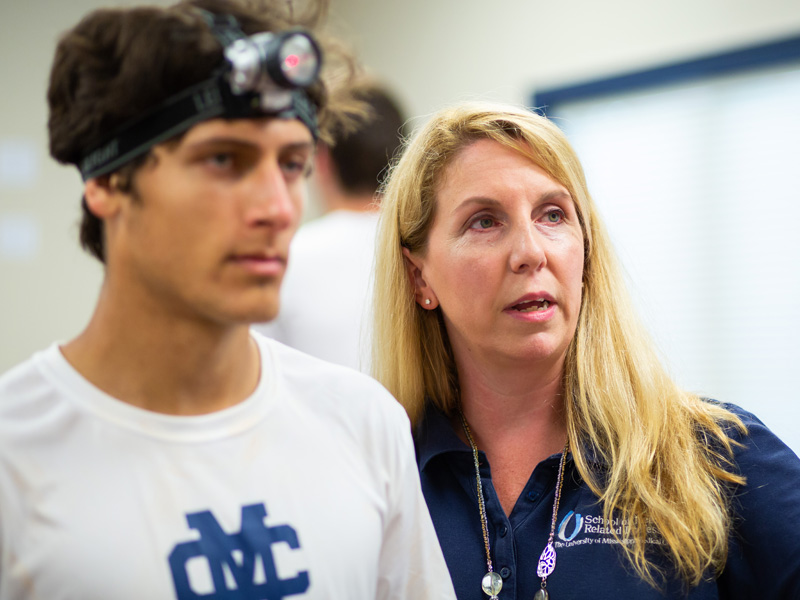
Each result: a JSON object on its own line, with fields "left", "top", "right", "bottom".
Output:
{"left": 372, "top": 101, "right": 800, "bottom": 599}
{"left": 0, "top": 2, "right": 455, "bottom": 598}
{"left": 255, "top": 83, "right": 406, "bottom": 372}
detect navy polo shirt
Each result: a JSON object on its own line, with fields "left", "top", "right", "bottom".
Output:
{"left": 415, "top": 403, "right": 800, "bottom": 599}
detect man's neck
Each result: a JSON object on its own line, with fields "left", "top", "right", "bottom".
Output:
{"left": 62, "top": 285, "right": 261, "bottom": 416}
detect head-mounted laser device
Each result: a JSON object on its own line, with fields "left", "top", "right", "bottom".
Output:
{"left": 78, "top": 11, "right": 322, "bottom": 181}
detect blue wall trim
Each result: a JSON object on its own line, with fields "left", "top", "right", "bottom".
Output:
{"left": 531, "top": 34, "right": 800, "bottom": 113}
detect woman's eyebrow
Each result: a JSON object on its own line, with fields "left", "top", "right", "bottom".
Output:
{"left": 451, "top": 196, "right": 503, "bottom": 215}
{"left": 452, "top": 190, "right": 573, "bottom": 215}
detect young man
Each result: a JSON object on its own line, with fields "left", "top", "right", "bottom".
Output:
{"left": 255, "top": 84, "right": 407, "bottom": 372}
{"left": 0, "top": 1, "right": 455, "bottom": 599}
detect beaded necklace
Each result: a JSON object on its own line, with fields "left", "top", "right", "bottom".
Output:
{"left": 459, "top": 409, "right": 569, "bottom": 600}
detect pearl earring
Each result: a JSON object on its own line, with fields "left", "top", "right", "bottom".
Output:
{"left": 425, "top": 299, "right": 431, "bottom": 305}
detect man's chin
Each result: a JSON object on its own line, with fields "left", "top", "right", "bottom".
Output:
{"left": 201, "top": 293, "right": 280, "bottom": 327}
{"left": 243, "top": 305, "right": 280, "bottom": 326}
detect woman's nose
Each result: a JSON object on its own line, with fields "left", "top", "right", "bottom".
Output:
{"left": 509, "top": 223, "right": 546, "bottom": 273}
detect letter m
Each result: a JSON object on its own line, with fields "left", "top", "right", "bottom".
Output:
{"left": 168, "top": 503, "right": 310, "bottom": 599}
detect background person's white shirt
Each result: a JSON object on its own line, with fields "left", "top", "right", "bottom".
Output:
{"left": 254, "top": 210, "right": 378, "bottom": 374}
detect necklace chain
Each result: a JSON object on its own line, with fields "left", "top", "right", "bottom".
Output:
{"left": 459, "top": 408, "right": 569, "bottom": 600}
{"left": 459, "top": 409, "right": 495, "bottom": 573}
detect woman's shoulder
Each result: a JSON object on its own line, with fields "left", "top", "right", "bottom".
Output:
{"left": 702, "top": 398, "right": 764, "bottom": 424}
{"left": 702, "top": 399, "right": 797, "bottom": 458}
{"left": 703, "top": 401, "right": 800, "bottom": 597}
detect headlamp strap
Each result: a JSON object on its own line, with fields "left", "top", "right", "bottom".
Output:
{"left": 281, "top": 92, "right": 318, "bottom": 137}
{"left": 78, "top": 11, "right": 321, "bottom": 180}
{"left": 79, "top": 77, "right": 258, "bottom": 180}
{"left": 196, "top": 9, "right": 247, "bottom": 46}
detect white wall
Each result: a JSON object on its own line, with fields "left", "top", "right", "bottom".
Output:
{"left": 0, "top": 0, "right": 169, "bottom": 372}
{"left": 2, "top": 0, "right": 799, "bottom": 374}
{"left": 329, "top": 0, "right": 800, "bottom": 121}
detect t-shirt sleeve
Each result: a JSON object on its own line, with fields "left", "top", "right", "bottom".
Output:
{"left": 375, "top": 407, "right": 456, "bottom": 600}
{"left": 717, "top": 405, "right": 800, "bottom": 599}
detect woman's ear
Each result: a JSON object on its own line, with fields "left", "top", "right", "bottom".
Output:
{"left": 83, "top": 175, "right": 124, "bottom": 220}
{"left": 402, "top": 247, "right": 439, "bottom": 309}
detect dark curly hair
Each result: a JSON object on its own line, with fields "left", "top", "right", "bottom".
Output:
{"left": 47, "top": 0, "right": 358, "bottom": 262}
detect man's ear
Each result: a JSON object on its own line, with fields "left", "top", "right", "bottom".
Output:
{"left": 315, "top": 143, "right": 332, "bottom": 177}
{"left": 83, "top": 174, "right": 125, "bottom": 220}
{"left": 402, "top": 246, "right": 439, "bottom": 309}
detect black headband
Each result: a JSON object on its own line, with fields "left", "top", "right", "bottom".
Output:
{"left": 78, "top": 13, "right": 321, "bottom": 181}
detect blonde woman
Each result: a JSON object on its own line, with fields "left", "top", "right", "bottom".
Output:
{"left": 372, "top": 102, "right": 800, "bottom": 599}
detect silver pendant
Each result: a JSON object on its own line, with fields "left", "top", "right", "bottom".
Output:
{"left": 533, "top": 588, "right": 550, "bottom": 600}
{"left": 481, "top": 571, "right": 502, "bottom": 597}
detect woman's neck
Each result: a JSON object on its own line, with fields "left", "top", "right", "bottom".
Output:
{"left": 456, "top": 359, "right": 568, "bottom": 516}
{"left": 458, "top": 373, "right": 566, "bottom": 452}
{"left": 457, "top": 349, "right": 566, "bottom": 434}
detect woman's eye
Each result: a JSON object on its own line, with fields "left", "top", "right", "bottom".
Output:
{"left": 544, "top": 210, "right": 563, "bottom": 224}
{"left": 470, "top": 216, "right": 496, "bottom": 230}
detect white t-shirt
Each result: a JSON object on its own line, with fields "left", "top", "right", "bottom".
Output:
{"left": 254, "top": 210, "right": 378, "bottom": 373}
{"left": 0, "top": 334, "right": 455, "bottom": 600}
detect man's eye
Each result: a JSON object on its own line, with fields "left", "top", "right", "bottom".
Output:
{"left": 207, "top": 153, "right": 234, "bottom": 169}
{"left": 282, "top": 158, "right": 311, "bottom": 177}
{"left": 283, "top": 161, "right": 305, "bottom": 173}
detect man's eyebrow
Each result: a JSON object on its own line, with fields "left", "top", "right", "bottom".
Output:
{"left": 184, "top": 138, "right": 314, "bottom": 152}
{"left": 187, "top": 136, "right": 254, "bottom": 147}
{"left": 279, "top": 141, "right": 314, "bottom": 153}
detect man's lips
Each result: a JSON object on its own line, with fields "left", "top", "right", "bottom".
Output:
{"left": 229, "top": 252, "right": 286, "bottom": 277}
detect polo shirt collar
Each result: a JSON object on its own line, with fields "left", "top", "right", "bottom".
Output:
{"left": 415, "top": 403, "right": 608, "bottom": 471}
{"left": 415, "top": 405, "right": 472, "bottom": 471}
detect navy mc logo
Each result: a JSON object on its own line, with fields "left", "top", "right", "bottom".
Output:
{"left": 169, "top": 503, "right": 310, "bottom": 599}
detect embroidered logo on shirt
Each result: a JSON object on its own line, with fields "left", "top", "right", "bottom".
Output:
{"left": 168, "top": 503, "right": 309, "bottom": 599}
{"left": 554, "top": 510, "right": 665, "bottom": 549}
{"left": 557, "top": 510, "right": 584, "bottom": 542}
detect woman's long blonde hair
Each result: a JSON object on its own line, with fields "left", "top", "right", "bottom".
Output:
{"left": 372, "top": 101, "right": 745, "bottom": 587}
